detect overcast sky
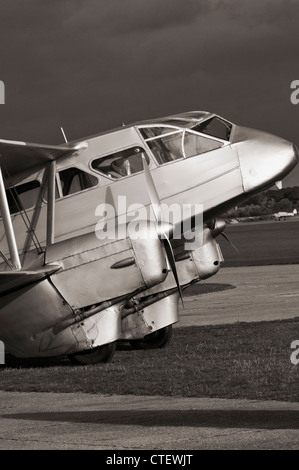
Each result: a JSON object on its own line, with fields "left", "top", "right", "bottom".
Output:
{"left": 0, "top": 0, "right": 299, "bottom": 185}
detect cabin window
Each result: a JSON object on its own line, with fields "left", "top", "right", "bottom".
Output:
{"left": 56, "top": 167, "right": 98, "bottom": 198}
{"left": 6, "top": 180, "right": 41, "bottom": 214}
{"left": 145, "top": 129, "right": 222, "bottom": 165}
{"left": 91, "top": 146, "right": 149, "bottom": 179}
{"left": 192, "top": 117, "right": 232, "bottom": 141}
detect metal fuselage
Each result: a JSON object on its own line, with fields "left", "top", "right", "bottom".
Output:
{"left": 0, "top": 111, "right": 297, "bottom": 359}
{"left": 2, "top": 114, "right": 297, "bottom": 252}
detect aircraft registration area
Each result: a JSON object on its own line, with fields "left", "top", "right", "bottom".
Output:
{"left": 0, "top": 111, "right": 297, "bottom": 364}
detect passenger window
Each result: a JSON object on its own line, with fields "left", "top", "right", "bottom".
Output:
{"left": 91, "top": 146, "right": 149, "bottom": 179}
{"left": 57, "top": 167, "right": 98, "bottom": 197}
{"left": 6, "top": 180, "right": 41, "bottom": 214}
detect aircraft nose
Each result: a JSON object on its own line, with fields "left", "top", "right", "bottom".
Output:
{"left": 293, "top": 143, "right": 299, "bottom": 162}
{"left": 233, "top": 127, "right": 298, "bottom": 192}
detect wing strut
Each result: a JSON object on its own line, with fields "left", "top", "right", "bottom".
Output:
{"left": 0, "top": 166, "right": 21, "bottom": 270}
{"left": 46, "top": 161, "right": 56, "bottom": 246}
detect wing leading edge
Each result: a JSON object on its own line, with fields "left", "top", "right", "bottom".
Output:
{"left": 0, "top": 138, "right": 87, "bottom": 178}
{"left": 0, "top": 264, "right": 61, "bottom": 295}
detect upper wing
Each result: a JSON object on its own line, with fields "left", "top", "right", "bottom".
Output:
{"left": 0, "top": 138, "right": 87, "bottom": 178}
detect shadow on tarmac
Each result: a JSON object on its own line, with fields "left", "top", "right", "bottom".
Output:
{"left": 3, "top": 409, "right": 299, "bottom": 429}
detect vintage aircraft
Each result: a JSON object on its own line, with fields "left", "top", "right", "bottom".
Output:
{"left": 0, "top": 111, "right": 297, "bottom": 364}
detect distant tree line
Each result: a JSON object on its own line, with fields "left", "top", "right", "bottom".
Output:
{"left": 221, "top": 187, "right": 299, "bottom": 218}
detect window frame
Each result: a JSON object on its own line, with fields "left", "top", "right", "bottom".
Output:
{"left": 136, "top": 124, "right": 228, "bottom": 167}
{"left": 90, "top": 145, "right": 150, "bottom": 181}
{"left": 54, "top": 166, "right": 99, "bottom": 200}
{"left": 4, "top": 178, "right": 42, "bottom": 215}
{"left": 191, "top": 116, "right": 233, "bottom": 141}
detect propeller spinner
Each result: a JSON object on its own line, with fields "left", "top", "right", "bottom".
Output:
{"left": 208, "top": 218, "right": 239, "bottom": 253}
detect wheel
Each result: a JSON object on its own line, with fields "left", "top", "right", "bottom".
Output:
{"left": 130, "top": 325, "right": 173, "bottom": 350}
{"left": 68, "top": 342, "right": 116, "bottom": 365}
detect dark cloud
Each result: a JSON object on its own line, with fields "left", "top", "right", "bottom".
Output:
{"left": 0, "top": 0, "right": 298, "bottom": 186}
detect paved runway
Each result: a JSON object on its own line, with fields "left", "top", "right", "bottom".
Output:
{"left": 0, "top": 265, "right": 299, "bottom": 450}
{"left": 0, "top": 391, "right": 299, "bottom": 450}
{"left": 178, "top": 264, "right": 299, "bottom": 327}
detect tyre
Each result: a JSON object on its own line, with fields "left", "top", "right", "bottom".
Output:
{"left": 129, "top": 325, "right": 173, "bottom": 350}
{"left": 68, "top": 342, "right": 116, "bottom": 365}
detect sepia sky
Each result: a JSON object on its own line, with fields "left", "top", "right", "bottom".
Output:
{"left": 0, "top": 0, "right": 299, "bottom": 185}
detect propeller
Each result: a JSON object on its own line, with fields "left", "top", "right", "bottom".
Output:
{"left": 142, "top": 155, "right": 184, "bottom": 307}
{"left": 221, "top": 232, "right": 239, "bottom": 253}
{"left": 208, "top": 218, "right": 239, "bottom": 253}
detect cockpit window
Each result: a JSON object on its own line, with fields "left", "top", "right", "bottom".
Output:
{"left": 146, "top": 132, "right": 184, "bottom": 164}
{"left": 192, "top": 117, "right": 232, "bottom": 141}
{"left": 143, "top": 128, "right": 222, "bottom": 165}
{"left": 139, "top": 128, "right": 175, "bottom": 139}
{"left": 91, "top": 146, "right": 149, "bottom": 179}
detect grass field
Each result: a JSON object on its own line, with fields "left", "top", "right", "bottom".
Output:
{"left": 1, "top": 319, "right": 299, "bottom": 402}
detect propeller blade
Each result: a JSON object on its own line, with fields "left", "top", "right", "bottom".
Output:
{"left": 142, "top": 154, "right": 163, "bottom": 224}
{"left": 221, "top": 232, "right": 239, "bottom": 253}
{"left": 142, "top": 155, "right": 184, "bottom": 307}
{"left": 163, "top": 233, "right": 184, "bottom": 308}
{"left": 211, "top": 219, "right": 226, "bottom": 238}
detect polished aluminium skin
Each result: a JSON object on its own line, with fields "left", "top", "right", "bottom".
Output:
{"left": 0, "top": 111, "right": 297, "bottom": 364}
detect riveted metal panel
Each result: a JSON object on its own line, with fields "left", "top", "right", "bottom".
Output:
{"left": 121, "top": 293, "right": 179, "bottom": 340}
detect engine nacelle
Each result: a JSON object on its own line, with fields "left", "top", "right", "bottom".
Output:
{"left": 45, "top": 220, "right": 169, "bottom": 309}
{"left": 190, "top": 226, "right": 223, "bottom": 280}
{"left": 126, "top": 220, "right": 169, "bottom": 289}
{"left": 134, "top": 224, "right": 224, "bottom": 297}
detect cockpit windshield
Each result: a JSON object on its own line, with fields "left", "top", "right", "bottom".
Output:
{"left": 139, "top": 125, "right": 225, "bottom": 165}
{"left": 192, "top": 116, "right": 232, "bottom": 141}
